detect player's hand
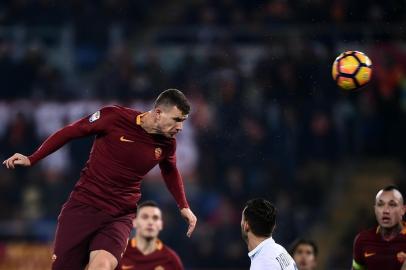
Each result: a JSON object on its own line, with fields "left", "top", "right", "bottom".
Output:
{"left": 398, "top": 251, "right": 406, "bottom": 265}
{"left": 180, "top": 208, "right": 197, "bottom": 237}
{"left": 2, "top": 153, "right": 31, "bottom": 169}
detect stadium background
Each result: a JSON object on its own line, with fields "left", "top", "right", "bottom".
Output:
{"left": 0, "top": 1, "right": 405, "bottom": 269}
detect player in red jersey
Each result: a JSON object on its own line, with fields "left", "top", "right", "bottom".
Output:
{"left": 119, "top": 200, "right": 184, "bottom": 270}
{"left": 3, "top": 89, "right": 197, "bottom": 270}
{"left": 352, "top": 185, "right": 406, "bottom": 270}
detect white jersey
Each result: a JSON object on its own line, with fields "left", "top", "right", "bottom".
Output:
{"left": 248, "top": 237, "right": 297, "bottom": 270}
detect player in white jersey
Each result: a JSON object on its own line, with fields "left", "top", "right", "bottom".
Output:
{"left": 241, "top": 198, "right": 298, "bottom": 270}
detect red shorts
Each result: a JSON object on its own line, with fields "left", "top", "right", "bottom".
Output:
{"left": 51, "top": 199, "right": 135, "bottom": 270}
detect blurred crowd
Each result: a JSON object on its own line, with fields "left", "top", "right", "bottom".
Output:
{"left": 0, "top": 1, "right": 406, "bottom": 269}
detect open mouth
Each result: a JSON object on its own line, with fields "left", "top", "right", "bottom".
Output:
{"left": 382, "top": 217, "right": 391, "bottom": 223}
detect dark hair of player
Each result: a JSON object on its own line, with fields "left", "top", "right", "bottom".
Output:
{"left": 243, "top": 198, "right": 277, "bottom": 237}
{"left": 154, "top": 89, "right": 190, "bottom": 115}
{"left": 382, "top": 185, "right": 401, "bottom": 193}
{"left": 289, "top": 238, "right": 318, "bottom": 257}
{"left": 137, "top": 200, "right": 159, "bottom": 211}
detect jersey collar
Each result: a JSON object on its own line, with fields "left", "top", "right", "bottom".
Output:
{"left": 248, "top": 237, "right": 275, "bottom": 260}
{"left": 136, "top": 112, "right": 147, "bottom": 126}
{"left": 376, "top": 222, "right": 406, "bottom": 235}
{"left": 130, "top": 238, "right": 164, "bottom": 251}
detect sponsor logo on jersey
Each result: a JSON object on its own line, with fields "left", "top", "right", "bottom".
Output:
{"left": 120, "top": 136, "right": 134, "bottom": 143}
{"left": 364, "top": 252, "right": 375, "bottom": 258}
{"left": 89, "top": 111, "right": 100, "bottom": 123}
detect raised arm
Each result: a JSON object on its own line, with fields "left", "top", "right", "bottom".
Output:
{"left": 3, "top": 106, "right": 117, "bottom": 168}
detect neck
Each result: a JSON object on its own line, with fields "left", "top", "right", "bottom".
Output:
{"left": 139, "top": 111, "right": 156, "bottom": 134}
{"left": 381, "top": 223, "right": 403, "bottom": 241}
{"left": 247, "top": 233, "right": 269, "bottom": 252}
{"left": 136, "top": 235, "right": 158, "bottom": 255}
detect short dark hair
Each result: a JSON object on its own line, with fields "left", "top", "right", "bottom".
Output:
{"left": 289, "top": 238, "right": 318, "bottom": 257}
{"left": 243, "top": 198, "right": 276, "bottom": 237}
{"left": 137, "top": 200, "right": 159, "bottom": 211}
{"left": 154, "top": 89, "right": 190, "bottom": 115}
{"left": 377, "top": 185, "right": 404, "bottom": 205}
{"left": 382, "top": 185, "right": 401, "bottom": 192}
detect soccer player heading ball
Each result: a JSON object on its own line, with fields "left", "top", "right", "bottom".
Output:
{"left": 3, "top": 89, "right": 197, "bottom": 270}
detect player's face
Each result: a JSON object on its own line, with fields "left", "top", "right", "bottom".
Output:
{"left": 293, "top": 244, "right": 317, "bottom": 270}
{"left": 374, "top": 190, "right": 405, "bottom": 229}
{"left": 155, "top": 105, "right": 187, "bottom": 138}
{"left": 134, "top": 206, "right": 163, "bottom": 240}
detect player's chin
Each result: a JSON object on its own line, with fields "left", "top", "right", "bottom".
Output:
{"left": 379, "top": 220, "right": 394, "bottom": 228}
{"left": 144, "top": 231, "right": 158, "bottom": 237}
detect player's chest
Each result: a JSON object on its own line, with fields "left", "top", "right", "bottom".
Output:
{"left": 102, "top": 130, "right": 168, "bottom": 166}
{"left": 122, "top": 252, "right": 175, "bottom": 270}
{"left": 363, "top": 241, "right": 406, "bottom": 267}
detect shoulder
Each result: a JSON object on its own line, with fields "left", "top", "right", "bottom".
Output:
{"left": 355, "top": 227, "right": 378, "bottom": 243}
{"left": 162, "top": 245, "right": 183, "bottom": 266}
{"left": 99, "top": 105, "right": 141, "bottom": 121}
{"left": 163, "top": 245, "right": 181, "bottom": 260}
{"left": 251, "top": 254, "right": 283, "bottom": 270}
{"left": 101, "top": 105, "right": 140, "bottom": 115}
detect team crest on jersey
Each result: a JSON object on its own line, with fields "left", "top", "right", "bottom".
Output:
{"left": 89, "top": 111, "right": 100, "bottom": 123}
{"left": 155, "top": 148, "right": 162, "bottom": 160}
{"left": 154, "top": 266, "right": 164, "bottom": 270}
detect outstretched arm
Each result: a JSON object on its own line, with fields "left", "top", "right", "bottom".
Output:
{"left": 3, "top": 153, "right": 31, "bottom": 169}
{"left": 3, "top": 106, "right": 117, "bottom": 168}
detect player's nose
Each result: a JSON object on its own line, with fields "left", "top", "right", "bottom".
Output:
{"left": 176, "top": 122, "right": 183, "bottom": 131}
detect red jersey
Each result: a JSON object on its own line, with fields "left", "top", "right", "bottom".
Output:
{"left": 28, "top": 106, "right": 188, "bottom": 215}
{"left": 119, "top": 238, "right": 184, "bottom": 270}
{"left": 353, "top": 225, "right": 406, "bottom": 270}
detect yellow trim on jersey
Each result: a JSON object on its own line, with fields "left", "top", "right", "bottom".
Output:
{"left": 129, "top": 238, "right": 163, "bottom": 250}
{"left": 136, "top": 112, "right": 147, "bottom": 125}
{"left": 131, "top": 238, "right": 137, "bottom": 248}
{"left": 352, "top": 259, "right": 366, "bottom": 270}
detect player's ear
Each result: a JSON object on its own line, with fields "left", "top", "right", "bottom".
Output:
{"left": 132, "top": 218, "right": 137, "bottom": 229}
{"left": 243, "top": 220, "right": 250, "bottom": 232}
{"left": 154, "top": 108, "right": 162, "bottom": 120}
{"left": 158, "top": 220, "right": 163, "bottom": 231}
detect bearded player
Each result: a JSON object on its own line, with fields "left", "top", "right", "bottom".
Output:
{"left": 352, "top": 185, "right": 406, "bottom": 270}
{"left": 3, "top": 89, "right": 197, "bottom": 270}
{"left": 119, "top": 200, "right": 183, "bottom": 270}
